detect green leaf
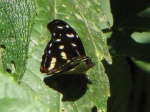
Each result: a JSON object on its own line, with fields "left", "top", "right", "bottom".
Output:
{"left": 20, "top": 0, "right": 112, "bottom": 112}
{"left": 0, "top": 72, "right": 49, "bottom": 112}
{"left": 0, "top": 0, "right": 35, "bottom": 81}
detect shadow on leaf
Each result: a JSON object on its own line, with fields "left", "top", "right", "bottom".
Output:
{"left": 44, "top": 74, "right": 92, "bottom": 101}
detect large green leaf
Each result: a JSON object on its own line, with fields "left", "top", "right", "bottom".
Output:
{"left": 0, "top": 0, "right": 35, "bottom": 81}
{"left": 20, "top": 0, "right": 112, "bottom": 112}
{"left": 0, "top": 71, "right": 49, "bottom": 112}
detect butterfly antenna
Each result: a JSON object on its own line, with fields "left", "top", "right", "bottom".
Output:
{"left": 75, "top": 50, "right": 81, "bottom": 56}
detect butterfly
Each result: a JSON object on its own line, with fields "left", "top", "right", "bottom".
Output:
{"left": 40, "top": 19, "right": 94, "bottom": 75}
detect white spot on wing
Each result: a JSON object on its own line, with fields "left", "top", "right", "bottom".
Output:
{"left": 76, "top": 35, "right": 79, "bottom": 38}
{"left": 43, "top": 56, "right": 47, "bottom": 66}
{"left": 48, "top": 50, "right": 51, "bottom": 54}
{"left": 49, "top": 43, "right": 52, "bottom": 47}
{"left": 53, "top": 33, "right": 56, "bottom": 36}
{"left": 57, "top": 26, "right": 63, "bottom": 29}
{"left": 59, "top": 34, "right": 62, "bottom": 36}
{"left": 66, "top": 25, "right": 69, "bottom": 28}
{"left": 59, "top": 45, "right": 64, "bottom": 50}
{"left": 71, "top": 43, "right": 77, "bottom": 47}
{"left": 56, "top": 39, "right": 61, "bottom": 42}
{"left": 61, "top": 52, "right": 67, "bottom": 59}
{"left": 66, "top": 33, "right": 74, "bottom": 38}
{"left": 48, "top": 57, "right": 56, "bottom": 70}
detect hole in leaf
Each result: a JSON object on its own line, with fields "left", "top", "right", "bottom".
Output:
{"left": 6, "top": 68, "right": 12, "bottom": 73}
{"left": 10, "top": 60, "right": 16, "bottom": 73}
{"left": 0, "top": 44, "right": 6, "bottom": 49}
{"left": 11, "top": 60, "right": 16, "bottom": 69}
{"left": 5, "top": 60, "right": 16, "bottom": 74}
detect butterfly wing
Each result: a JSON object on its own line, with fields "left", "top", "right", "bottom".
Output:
{"left": 40, "top": 19, "right": 93, "bottom": 75}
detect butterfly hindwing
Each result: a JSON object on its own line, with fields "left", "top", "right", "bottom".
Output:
{"left": 40, "top": 19, "right": 94, "bottom": 75}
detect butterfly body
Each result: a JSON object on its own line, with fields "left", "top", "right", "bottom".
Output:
{"left": 40, "top": 19, "right": 94, "bottom": 75}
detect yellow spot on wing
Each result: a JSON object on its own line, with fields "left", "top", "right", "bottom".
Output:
{"left": 48, "top": 57, "right": 56, "bottom": 70}
{"left": 61, "top": 52, "right": 67, "bottom": 59}
{"left": 59, "top": 45, "right": 64, "bottom": 50}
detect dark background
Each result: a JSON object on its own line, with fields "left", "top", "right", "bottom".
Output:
{"left": 100, "top": 0, "right": 150, "bottom": 112}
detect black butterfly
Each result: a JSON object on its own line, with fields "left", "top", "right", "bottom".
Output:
{"left": 40, "top": 19, "right": 94, "bottom": 75}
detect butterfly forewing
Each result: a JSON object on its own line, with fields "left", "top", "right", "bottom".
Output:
{"left": 40, "top": 19, "right": 94, "bottom": 75}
